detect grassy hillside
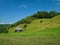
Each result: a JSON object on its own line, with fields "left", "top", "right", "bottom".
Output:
{"left": 0, "top": 27, "right": 60, "bottom": 45}
{"left": 26, "top": 15, "right": 60, "bottom": 32}
{"left": 0, "top": 15, "right": 60, "bottom": 45}
{"left": 9, "top": 15, "right": 60, "bottom": 33}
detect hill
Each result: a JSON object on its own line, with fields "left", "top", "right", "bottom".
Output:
{"left": 9, "top": 15, "right": 60, "bottom": 33}
{"left": 26, "top": 15, "right": 60, "bottom": 32}
{"left": 0, "top": 15, "right": 60, "bottom": 45}
{"left": 0, "top": 12, "right": 60, "bottom": 45}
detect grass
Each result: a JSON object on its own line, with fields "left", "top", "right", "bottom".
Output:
{"left": 9, "top": 15, "right": 60, "bottom": 33}
{"left": 0, "top": 28, "right": 60, "bottom": 45}
{"left": 0, "top": 27, "right": 60, "bottom": 36}
{"left": 0, "top": 15, "right": 60, "bottom": 45}
{"left": 0, "top": 36, "right": 60, "bottom": 45}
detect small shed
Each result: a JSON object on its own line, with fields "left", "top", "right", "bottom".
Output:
{"left": 15, "top": 27, "right": 22, "bottom": 32}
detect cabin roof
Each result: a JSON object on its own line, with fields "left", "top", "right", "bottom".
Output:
{"left": 15, "top": 27, "right": 22, "bottom": 30}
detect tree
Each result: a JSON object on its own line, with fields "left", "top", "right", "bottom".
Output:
{"left": 49, "top": 11, "right": 58, "bottom": 18}
{"left": 0, "top": 24, "right": 9, "bottom": 33}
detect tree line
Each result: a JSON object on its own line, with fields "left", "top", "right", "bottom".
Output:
{"left": 0, "top": 24, "right": 11, "bottom": 33}
{"left": 0, "top": 11, "right": 60, "bottom": 33}
{"left": 10, "top": 11, "right": 60, "bottom": 28}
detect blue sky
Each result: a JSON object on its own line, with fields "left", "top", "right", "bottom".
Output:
{"left": 0, "top": 0, "right": 60, "bottom": 24}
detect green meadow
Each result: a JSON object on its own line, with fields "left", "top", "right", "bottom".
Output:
{"left": 0, "top": 15, "right": 60, "bottom": 45}
{"left": 0, "top": 28, "right": 60, "bottom": 45}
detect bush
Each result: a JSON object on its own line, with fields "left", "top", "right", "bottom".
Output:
{"left": 0, "top": 26, "right": 9, "bottom": 33}
{"left": 10, "top": 11, "right": 59, "bottom": 28}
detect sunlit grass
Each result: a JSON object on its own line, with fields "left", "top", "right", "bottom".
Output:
{"left": 0, "top": 15, "right": 60, "bottom": 45}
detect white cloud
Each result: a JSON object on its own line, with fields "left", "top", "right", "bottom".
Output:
{"left": 20, "top": 4, "right": 27, "bottom": 9}
{"left": 0, "top": 22, "right": 5, "bottom": 24}
{"left": 0, "top": 22, "right": 12, "bottom": 24}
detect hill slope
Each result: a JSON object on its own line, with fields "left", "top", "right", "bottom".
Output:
{"left": 0, "top": 15, "right": 60, "bottom": 45}
{"left": 9, "top": 15, "right": 60, "bottom": 32}
{"left": 26, "top": 15, "right": 60, "bottom": 32}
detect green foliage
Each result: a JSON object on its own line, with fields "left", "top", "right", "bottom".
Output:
{"left": 23, "top": 23, "right": 28, "bottom": 28}
{"left": 32, "top": 11, "right": 58, "bottom": 19}
{"left": 49, "top": 11, "right": 58, "bottom": 18}
{"left": 0, "top": 27, "right": 8, "bottom": 33}
{"left": 0, "top": 24, "right": 10, "bottom": 33}
{"left": 9, "top": 11, "right": 60, "bottom": 28}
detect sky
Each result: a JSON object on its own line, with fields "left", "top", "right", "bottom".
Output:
{"left": 0, "top": 0, "right": 60, "bottom": 24}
